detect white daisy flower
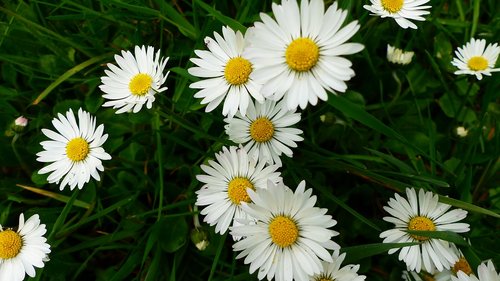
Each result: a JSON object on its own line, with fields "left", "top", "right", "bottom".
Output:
{"left": 452, "top": 261, "right": 500, "bottom": 281}
{"left": 37, "top": 108, "right": 112, "bottom": 190}
{"left": 0, "top": 214, "right": 51, "bottom": 281}
{"left": 188, "top": 26, "right": 264, "bottom": 118}
{"left": 195, "top": 146, "right": 281, "bottom": 235}
{"left": 224, "top": 99, "right": 303, "bottom": 166}
{"left": 363, "top": 0, "right": 431, "bottom": 29}
{"left": 387, "top": 44, "right": 415, "bottom": 65}
{"left": 451, "top": 38, "right": 500, "bottom": 80}
{"left": 245, "top": 0, "right": 364, "bottom": 110}
{"left": 99, "top": 45, "right": 169, "bottom": 113}
{"left": 402, "top": 270, "right": 452, "bottom": 281}
{"left": 231, "top": 180, "right": 340, "bottom": 281}
{"left": 310, "top": 249, "right": 366, "bottom": 281}
{"left": 380, "top": 188, "right": 470, "bottom": 273}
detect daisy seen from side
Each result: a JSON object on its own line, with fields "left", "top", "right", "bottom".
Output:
{"left": 231, "top": 180, "right": 340, "bottom": 281}
{"left": 380, "top": 188, "right": 470, "bottom": 273}
{"left": 452, "top": 261, "right": 500, "bottom": 281}
{"left": 0, "top": 214, "right": 51, "bottom": 281}
{"left": 195, "top": 146, "right": 281, "bottom": 235}
{"left": 451, "top": 38, "right": 500, "bottom": 80}
{"left": 188, "top": 26, "right": 264, "bottom": 118}
{"left": 310, "top": 249, "right": 366, "bottom": 281}
{"left": 37, "top": 108, "right": 111, "bottom": 190}
{"left": 245, "top": 0, "right": 364, "bottom": 110}
{"left": 224, "top": 99, "right": 303, "bottom": 166}
{"left": 387, "top": 44, "right": 415, "bottom": 65}
{"left": 100, "top": 45, "right": 169, "bottom": 113}
{"left": 363, "top": 0, "right": 431, "bottom": 29}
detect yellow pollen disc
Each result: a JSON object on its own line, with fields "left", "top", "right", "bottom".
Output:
{"left": 467, "top": 56, "right": 488, "bottom": 71}
{"left": 224, "top": 57, "right": 252, "bottom": 86}
{"left": 452, "top": 257, "right": 473, "bottom": 275}
{"left": 227, "top": 177, "right": 254, "bottom": 205}
{"left": 66, "top": 137, "right": 90, "bottom": 162}
{"left": 285, "top": 37, "right": 320, "bottom": 72}
{"left": 129, "top": 73, "right": 153, "bottom": 96}
{"left": 249, "top": 117, "right": 275, "bottom": 143}
{"left": 317, "top": 277, "right": 334, "bottom": 281}
{"left": 407, "top": 216, "right": 436, "bottom": 241}
{"left": 0, "top": 230, "right": 22, "bottom": 259}
{"left": 381, "top": 0, "right": 404, "bottom": 13}
{"left": 268, "top": 216, "right": 299, "bottom": 248}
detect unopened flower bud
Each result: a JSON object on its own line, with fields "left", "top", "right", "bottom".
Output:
{"left": 190, "top": 227, "right": 209, "bottom": 251}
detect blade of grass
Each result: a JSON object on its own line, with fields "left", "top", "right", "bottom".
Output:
{"left": 16, "top": 184, "right": 91, "bottom": 209}
{"left": 193, "top": 0, "right": 247, "bottom": 32}
{"left": 438, "top": 196, "right": 500, "bottom": 218}
{"left": 32, "top": 53, "right": 111, "bottom": 105}
{"left": 208, "top": 233, "right": 227, "bottom": 281}
{"left": 341, "top": 242, "right": 418, "bottom": 263}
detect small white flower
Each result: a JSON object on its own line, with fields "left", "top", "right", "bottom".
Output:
{"left": 37, "top": 108, "right": 112, "bottom": 190}
{"left": 451, "top": 38, "right": 500, "bottom": 80}
{"left": 100, "top": 45, "right": 169, "bottom": 113}
{"left": 245, "top": 0, "right": 364, "bottom": 110}
{"left": 452, "top": 260, "right": 500, "bottom": 281}
{"left": 310, "top": 249, "right": 366, "bottom": 281}
{"left": 188, "top": 26, "right": 264, "bottom": 118}
{"left": 0, "top": 214, "right": 51, "bottom": 281}
{"left": 402, "top": 270, "right": 452, "bottom": 281}
{"left": 456, "top": 127, "right": 468, "bottom": 138}
{"left": 195, "top": 146, "right": 281, "bottom": 235}
{"left": 231, "top": 180, "right": 339, "bottom": 281}
{"left": 224, "top": 99, "right": 303, "bottom": 166}
{"left": 14, "top": 116, "right": 28, "bottom": 127}
{"left": 364, "top": 0, "right": 431, "bottom": 29}
{"left": 387, "top": 44, "right": 415, "bottom": 65}
{"left": 380, "top": 188, "right": 470, "bottom": 273}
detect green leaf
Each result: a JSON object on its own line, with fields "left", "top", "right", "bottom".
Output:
{"left": 341, "top": 242, "right": 418, "bottom": 263}
{"left": 438, "top": 196, "right": 500, "bottom": 218}
{"left": 405, "top": 230, "right": 469, "bottom": 246}
{"left": 194, "top": 0, "right": 247, "bottom": 33}
{"left": 157, "top": 217, "right": 188, "bottom": 253}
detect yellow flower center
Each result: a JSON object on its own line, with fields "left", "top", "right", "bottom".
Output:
{"left": 407, "top": 216, "right": 436, "bottom": 241}
{"left": 227, "top": 177, "right": 254, "bottom": 205}
{"left": 249, "top": 117, "right": 275, "bottom": 143}
{"left": 0, "top": 230, "right": 22, "bottom": 259}
{"left": 452, "top": 257, "right": 473, "bottom": 275}
{"left": 316, "top": 277, "right": 334, "bottom": 281}
{"left": 467, "top": 56, "right": 488, "bottom": 71}
{"left": 268, "top": 216, "right": 299, "bottom": 248}
{"left": 66, "top": 137, "right": 90, "bottom": 162}
{"left": 129, "top": 73, "right": 153, "bottom": 96}
{"left": 381, "top": 0, "right": 404, "bottom": 13}
{"left": 224, "top": 57, "right": 253, "bottom": 85}
{"left": 285, "top": 37, "right": 320, "bottom": 72}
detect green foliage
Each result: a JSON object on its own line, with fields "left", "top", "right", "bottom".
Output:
{"left": 0, "top": 0, "right": 499, "bottom": 280}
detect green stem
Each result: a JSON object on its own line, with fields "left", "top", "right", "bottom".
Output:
{"left": 154, "top": 110, "right": 165, "bottom": 221}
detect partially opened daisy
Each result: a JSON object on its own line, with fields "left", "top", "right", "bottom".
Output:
{"left": 231, "top": 180, "right": 339, "bottom": 281}
{"left": 380, "top": 188, "right": 469, "bottom": 273}
{"left": 363, "top": 0, "right": 431, "bottom": 29}
{"left": 188, "top": 26, "right": 264, "bottom": 118}
{"left": 195, "top": 146, "right": 281, "bottom": 235}
{"left": 310, "top": 249, "right": 366, "bottom": 281}
{"left": 402, "top": 270, "right": 452, "bottom": 281}
{"left": 452, "top": 260, "right": 500, "bottom": 281}
{"left": 0, "top": 214, "right": 51, "bottom": 281}
{"left": 37, "top": 108, "right": 111, "bottom": 190}
{"left": 451, "top": 38, "right": 500, "bottom": 80}
{"left": 100, "top": 45, "right": 169, "bottom": 113}
{"left": 387, "top": 44, "right": 414, "bottom": 65}
{"left": 245, "top": 0, "right": 364, "bottom": 110}
{"left": 224, "top": 99, "right": 303, "bottom": 166}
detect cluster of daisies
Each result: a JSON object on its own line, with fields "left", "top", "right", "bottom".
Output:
{"left": 4, "top": 0, "right": 500, "bottom": 280}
